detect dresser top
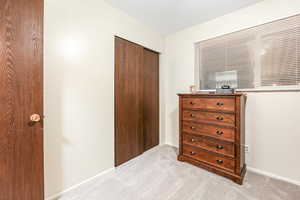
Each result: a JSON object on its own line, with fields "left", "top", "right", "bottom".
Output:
{"left": 177, "top": 93, "right": 244, "bottom": 97}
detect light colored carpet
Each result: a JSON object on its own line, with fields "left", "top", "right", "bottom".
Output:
{"left": 57, "top": 145, "right": 300, "bottom": 200}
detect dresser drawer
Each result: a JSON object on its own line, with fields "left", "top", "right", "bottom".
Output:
{"left": 183, "top": 134, "right": 235, "bottom": 157}
{"left": 182, "top": 110, "right": 235, "bottom": 127}
{"left": 182, "top": 121, "right": 235, "bottom": 142}
{"left": 183, "top": 145, "right": 235, "bottom": 172}
{"left": 182, "top": 97, "right": 235, "bottom": 112}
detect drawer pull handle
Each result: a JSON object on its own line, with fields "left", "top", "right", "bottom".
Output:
{"left": 216, "top": 160, "right": 224, "bottom": 164}
{"left": 190, "top": 102, "right": 196, "bottom": 105}
{"left": 216, "top": 116, "right": 224, "bottom": 121}
{"left": 190, "top": 152, "right": 196, "bottom": 155}
{"left": 216, "top": 102, "right": 224, "bottom": 106}
{"left": 190, "top": 114, "right": 196, "bottom": 118}
{"left": 191, "top": 138, "right": 196, "bottom": 142}
{"left": 216, "top": 130, "right": 224, "bottom": 135}
{"left": 216, "top": 145, "right": 224, "bottom": 150}
{"left": 190, "top": 126, "right": 196, "bottom": 130}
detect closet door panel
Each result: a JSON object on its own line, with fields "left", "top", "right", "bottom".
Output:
{"left": 115, "top": 37, "right": 144, "bottom": 166}
{"left": 143, "top": 49, "right": 159, "bottom": 151}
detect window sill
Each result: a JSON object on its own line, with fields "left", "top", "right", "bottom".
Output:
{"left": 198, "top": 88, "right": 300, "bottom": 93}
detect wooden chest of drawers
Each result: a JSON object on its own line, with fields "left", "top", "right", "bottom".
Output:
{"left": 178, "top": 93, "right": 246, "bottom": 184}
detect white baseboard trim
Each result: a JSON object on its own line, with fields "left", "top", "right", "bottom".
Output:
{"left": 247, "top": 167, "right": 300, "bottom": 186}
{"left": 164, "top": 142, "right": 178, "bottom": 147}
{"left": 45, "top": 167, "right": 115, "bottom": 200}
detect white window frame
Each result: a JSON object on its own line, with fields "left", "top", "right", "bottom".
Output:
{"left": 194, "top": 15, "right": 300, "bottom": 92}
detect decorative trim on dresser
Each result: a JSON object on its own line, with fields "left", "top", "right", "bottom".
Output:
{"left": 177, "top": 93, "right": 246, "bottom": 184}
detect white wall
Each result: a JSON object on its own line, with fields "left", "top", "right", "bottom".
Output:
{"left": 164, "top": 0, "right": 300, "bottom": 183}
{"left": 44, "top": 0, "right": 165, "bottom": 198}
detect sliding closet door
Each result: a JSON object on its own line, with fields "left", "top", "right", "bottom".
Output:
{"left": 143, "top": 49, "right": 159, "bottom": 151}
{"left": 115, "top": 37, "right": 144, "bottom": 166}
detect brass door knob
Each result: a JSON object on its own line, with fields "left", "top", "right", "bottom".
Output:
{"left": 30, "top": 114, "right": 41, "bottom": 122}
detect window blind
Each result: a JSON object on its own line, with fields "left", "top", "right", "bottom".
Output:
{"left": 195, "top": 15, "right": 300, "bottom": 90}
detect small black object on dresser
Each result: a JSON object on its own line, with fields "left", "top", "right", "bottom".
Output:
{"left": 216, "top": 85, "right": 235, "bottom": 94}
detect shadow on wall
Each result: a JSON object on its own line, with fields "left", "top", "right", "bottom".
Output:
{"left": 44, "top": 64, "right": 70, "bottom": 199}
{"left": 159, "top": 60, "right": 167, "bottom": 145}
{"left": 170, "top": 107, "right": 179, "bottom": 147}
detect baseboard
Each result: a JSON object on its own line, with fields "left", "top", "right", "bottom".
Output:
{"left": 247, "top": 167, "right": 300, "bottom": 186}
{"left": 164, "top": 142, "right": 178, "bottom": 147}
{"left": 45, "top": 167, "right": 115, "bottom": 200}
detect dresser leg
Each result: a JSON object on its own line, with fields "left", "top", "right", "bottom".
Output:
{"left": 233, "top": 177, "right": 243, "bottom": 185}
{"left": 233, "top": 165, "right": 247, "bottom": 185}
{"left": 177, "top": 155, "right": 185, "bottom": 162}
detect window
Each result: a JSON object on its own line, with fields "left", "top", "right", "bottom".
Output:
{"left": 195, "top": 15, "right": 300, "bottom": 90}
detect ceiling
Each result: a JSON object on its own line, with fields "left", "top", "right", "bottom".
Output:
{"left": 104, "top": 0, "right": 264, "bottom": 35}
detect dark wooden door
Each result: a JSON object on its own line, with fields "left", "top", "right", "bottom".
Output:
{"left": 143, "top": 49, "right": 159, "bottom": 151}
{"left": 115, "top": 37, "right": 144, "bottom": 166}
{"left": 0, "top": 0, "right": 44, "bottom": 199}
